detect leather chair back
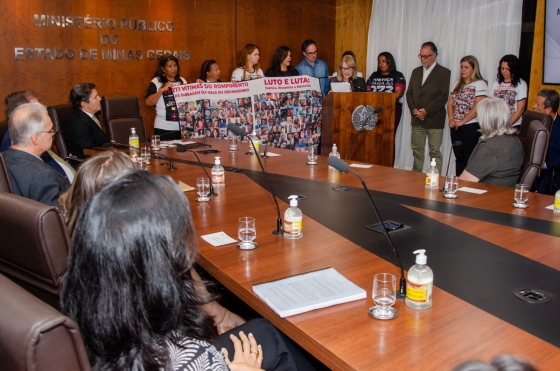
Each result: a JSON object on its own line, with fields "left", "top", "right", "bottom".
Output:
{"left": 0, "top": 153, "right": 13, "bottom": 193}
{"left": 518, "top": 120, "right": 549, "bottom": 191}
{"left": 0, "top": 192, "right": 70, "bottom": 309}
{"left": 517, "top": 110, "right": 552, "bottom": 146}
{"left": 0, "top": 119, "right": 7, "bottom": 141}
{"left": 47, "top": 104, "right": 74, "bottom": 160}
{"left": 101, "top": 96, "right": 147, "bottom": 144}
{"left": 0, "top": 273, "right": 91, "bottom": 371}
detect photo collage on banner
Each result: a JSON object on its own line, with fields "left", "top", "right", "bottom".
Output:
{"left": 172, "top": 76, "right": 322, "bottom": 152}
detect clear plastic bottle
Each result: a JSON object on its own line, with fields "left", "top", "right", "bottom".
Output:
{"left": 425, "top": 158, "right": 439, "bottom": 189}
{"left": 405, "top": 249, "right": 433, "bottom": 309}
{"left": 211, "top": 157, "right": 225, "bottom": 188}
{"left": 129, "top": 128, "right": 139, "bottom": 157}
{"left": 249, "top": 130, "right": 260, "bottom": 154}
{"left": 284, "top": 195, "right": 303, "bottom": 239}
{"left": 554, "top": 189, "right": 560, "bottom": 216}
{"left": 328, "top": 144, "right": 340, "bottom": 170}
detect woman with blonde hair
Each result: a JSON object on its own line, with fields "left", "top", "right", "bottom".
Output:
{"left": 459, "top": 97, "right": 523, "bottom": 188}
{"left": 447, "top": 55, "right": 488, "bottom": 175}
{"left": 328, "top": 55, "right": 366, "bottom": 92}
{"left": 231, "top": 44, "right": 264, "bottom": 82}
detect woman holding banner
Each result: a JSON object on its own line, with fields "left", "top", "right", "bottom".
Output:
{"left": 145, "top": 54, "right": 187, "bottom": 140}
{"left": 265, "top": 46, "right": 300, "bottom": 77}
{"left": 231, "top": 44, "right": 264, "bottom": 82}
{"left": 197, "top": 60, "right": 223, "bottom": 83}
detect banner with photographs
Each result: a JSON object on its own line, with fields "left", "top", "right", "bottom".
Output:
{"left": 172, "top": 76, "right": 322, "bottom": 152}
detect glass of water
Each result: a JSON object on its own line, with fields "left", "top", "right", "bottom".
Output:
{"left": 229, "top": 134, "right": 239, "bottom": 151}
{"left": 237, "top": 217, "right": 257, "bottom": 250}
{"left": 368, "top": 273, "right": 397, "bottom": 320}
{"left": 142, "top": 146, "right": 151, "bottom": 166}
{"left": 307, "top": 144, "right": 317, "bottom": 165}
{"left": 443, "top": 175, "right": 458, "bottom": 198}
{"left": 513, "top": 183, "right": 529, "bottom": 208}
{"left": 196, "top": 178, "right": 210, "bottom": 202}
{"left": 151, "top": 135, "right": 161, "bottom": 151}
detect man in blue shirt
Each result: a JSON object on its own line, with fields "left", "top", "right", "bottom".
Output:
{"left": 295, "top": 39, "right": 329, "bottom": 96}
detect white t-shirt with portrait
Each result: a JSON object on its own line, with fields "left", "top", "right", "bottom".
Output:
{"left": 231, "top": 68, "right": 264, "bottom": 82}
{"left": 489, "top": 79, "right": 528, "bottom": 127}
{"left": 451, "top": 79, "right": 488, "bottom": 125}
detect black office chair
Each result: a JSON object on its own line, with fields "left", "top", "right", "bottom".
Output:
{"left": 47, "top": 104, "right": 84, "bottom": 167}
{"left": 101, "top": 96, "right": 147, "bottom": 144}
{"left": 0, "top": 153, "right": 13, "bottom": 193}
{"left": 518, "top": 120, "right": 549, "bottom": 191}
{"left": 0, "top": 120, "right": 7, "bottom": 142}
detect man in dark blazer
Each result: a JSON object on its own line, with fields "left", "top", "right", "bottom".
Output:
{"left": 534, "top": 89, "right": 560, "bottom": 193}
{"left": 66, "top": 82, "right": 109, "bottom": 158}
{"left": 3, "top": 103, "right": 69, "bottom": 207}
{"left": 406, "top": 41, "right": 451, "bottom": 172}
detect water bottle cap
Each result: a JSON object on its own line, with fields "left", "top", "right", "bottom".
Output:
{"left": 413, "top": 249, "right": 427, "bottom": 264}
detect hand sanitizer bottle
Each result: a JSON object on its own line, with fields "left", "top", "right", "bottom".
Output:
{"left": 129, "top": 128, "right": 139, "bottom": 157}
{"left": 284, "top": 195, "right": 303, "bottom": 239}
{"left": 425, "top": 158, "right": 439, "bottom": 189}
{"left": 211, "top": 157, "right": 225, "bottom": 188}
{"left": 328, "top": 144, "right": 340, "bottom": 170}
{"left": 405, "top": 249, "right": 433, "bottom": 309}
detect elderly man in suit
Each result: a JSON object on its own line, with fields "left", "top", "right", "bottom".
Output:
{"left": 66, "top": 82, "right": 109, "bottom": 158}
{"left": 3, "top": 103, "right": 69, "bottom": 207}
{"left": 406, "top": 41, "right": 451, "bottom": 172}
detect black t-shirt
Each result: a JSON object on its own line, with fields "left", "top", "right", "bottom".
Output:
{"left": 366, "top": 70, "right": 406, "bottom": 102}
{"left": 264, "top": 68, "right": 300, "bottom": 77}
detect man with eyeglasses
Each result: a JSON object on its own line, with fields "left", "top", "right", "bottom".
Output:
{"left": 406, "top": 41, "right": 451, "bottom": 172}
{"left": 2, "top": 103, "right": 69, "bottom": 207}
{"left": 295, "top": 39, "right": 329, "bottom": 95}
{"left": 0, "top": 91, "right": 75, "bottom": 183}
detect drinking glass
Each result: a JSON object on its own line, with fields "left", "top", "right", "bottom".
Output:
{"left": 513, "top": 183, "right": 529, "bottom": 208}
{"left": 142, "top": 147, "right": 151, "bottom": 166}
{"left": 443, "top": 175, "right": 458, "bottom": 198}
{"left": 196, "top": 177, "right": 210, "bottom": 202}
{"left": 237, "top": 217, "right": 257, "bottom": 250}
{"left": 368, "top": 273, "right": 397, "bottom": 320}
{"left": 229, "top": 134, "right": 239, "bottom": 151}
{"left": 134, "top": 152, "right": 147, "bottom": 170}
{"left": 151, "top": 135, "right": 161, "bottom": 151}
{"left": 307, "top": 145, "right": 317, "bottom": 165}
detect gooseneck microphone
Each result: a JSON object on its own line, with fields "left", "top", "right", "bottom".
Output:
{"left": 440, "top": 141, "right": 462, "bottom": 192}
{"left": 328, "top": 156, "right": 406, "bottom": 299}
{"left": 109, "top": 140, "right": 176, "bottom": 171}
{"left": 344, "top": 107, "right": 383, "bottom": 161}
{"left": 228, "top": 123, "right": 284, "bottom": 235}
{"left": 175, "top": 145, "right": 218, "bottom": 197}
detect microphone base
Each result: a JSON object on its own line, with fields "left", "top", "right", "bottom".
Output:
{"left": 272, "top": 229, "right": 284, "bottom": 235}
{"left": 396, "top": 277, "right": 407, "bottom": 299}
{"left": 261, "top": 154, "right": 269, "bottom": 158}
{"left": 168, "top": 164, "right": 177, "bottom": 171}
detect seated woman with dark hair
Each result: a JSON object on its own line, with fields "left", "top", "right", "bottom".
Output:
{"left": 59, "top": 151, "right": 245, "bottom": 334}
{"left": 459, "top": 97, "right": 524, "bottom": 188}
{"left": 265, "top": 46, "right": 300, "bottom": 77}
{"left": 60, "top": 170, "right": 315, "bottom": 371}
{"left": 197, "top": 60, "right": 222, "bottom": 83}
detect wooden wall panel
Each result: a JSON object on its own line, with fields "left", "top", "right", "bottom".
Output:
{"left": 528, "top": 0, "right": 560, "bottom": 111}
{"left": 0, "top": 0, "right": 337, "bottom": 136}
{"left": 235, "top": 0, "right": 336, "bottom": 79}
{"left": 335, "top": 0, "right": 372, "bottom": 77}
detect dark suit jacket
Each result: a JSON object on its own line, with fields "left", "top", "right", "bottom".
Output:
{"left": 406, "top": 63, "right": 451, "bottom": 129}
{"left": 546, "top": 114, "right": 560, "bottom": 168}
{"left": 3, "top": 149, "right": 69, "bottom": 207}
{"left": 66, "top": 109, "right": 109, "bottom": 158}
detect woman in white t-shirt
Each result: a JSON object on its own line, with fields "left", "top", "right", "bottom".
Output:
{"left": 231, "top": 44, "right": 264, "bottom": 82}
{"left": 489, "top": 54, "right": 527, "bottom": 129}
{"left": 447, "top": 55, "right": 488, "bottom": 176}
{"left": 145, "top": 54, "right": 187, "bottom": 140}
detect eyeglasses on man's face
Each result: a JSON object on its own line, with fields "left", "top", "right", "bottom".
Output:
{"left": 418, "top": 53, "right": 434, "bottom": 60}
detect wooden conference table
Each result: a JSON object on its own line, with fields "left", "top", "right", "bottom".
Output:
{"left": 122, "top": 139, "right": 560, "bottom": 370}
